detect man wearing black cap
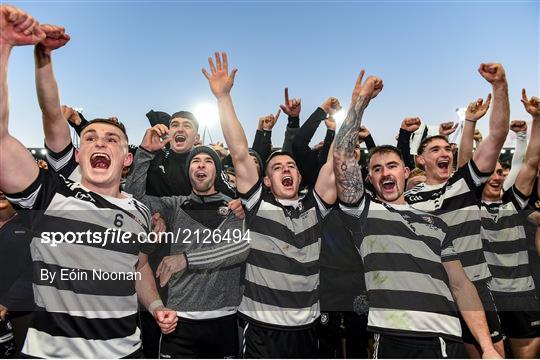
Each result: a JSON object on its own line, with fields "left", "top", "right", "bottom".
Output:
{"left": 125, "top": 126, "right": 248, "bottom": 358}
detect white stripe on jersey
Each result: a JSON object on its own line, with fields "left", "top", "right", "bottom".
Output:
{"left": 33, "top": 284, "right": 137, "bottom": 318}
{"left": 46, "top": 146, "right": 74, "bottom": 172}
{"left": 30, "top": 237, "right": 138, "bottom": 274}
{"left": 368, "top": 308, "right": 462, "bottom": 338}
{"left": 239, "top": 296, "right": 319, "bottom": 327}
{"left": 245, "top": 263, "right": 319, "bottom": 293}
{"left": 249, "top": 231, "right": 320, "bottom": 263}
{"left": 6, "top": 184, "right": 41, "bottom": 209}
{"left": 22, "top": 327, "right": 140, "bottom": 359}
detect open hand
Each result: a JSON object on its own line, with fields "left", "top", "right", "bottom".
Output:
{"left": 465, "top": 94, "right": 491, "bottom": 122}
{"left": 202, "top": 51, "right": 237, "bottom": 99}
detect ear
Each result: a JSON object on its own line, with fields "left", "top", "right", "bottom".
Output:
{"left": 263, "top": 175, "right": 271, "bottom": 188}
{"left": 194, "top": 133, "right": 201, "bottom": 144}
{"left": 366, "top": 174, "right": 372, "bottom": 184}
{"left": 404, "top": 166, "right": 411, "bottom": 180}
{"left": 123, "top": 152, "right": 133, "bottom": 168}
{"left": 415, "top": 154, "right": 425, "bottom": 167}
{"left": 74, "top": 148, "right": 81, "bottom": 164}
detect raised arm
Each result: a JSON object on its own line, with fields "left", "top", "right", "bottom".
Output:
{"left": 252, "top": 110, "right": 280, "bottom": 165}
{"left": 0, "top": 5, "right": 45, "bottom": 194}
{"left": 202, "top": 52, "right": 258, "bottom": 194}
{"left": 397, "top": 117, "right": 421, "bottom": 170}
{"left": 280, "top": 87, "right": 301, "bottom": 152}
{"left": 124, "top": 125, "right": 175, "bottom": 218}
{"left": 513, "top": 90, "right": 540, "bottom": 197}
{"left": 34, "top": 24, "right": 71, "bottom": 152}
{"left": 502, "top": 120, "right": 527, "bottom": 191}
{"left": 473, "top": 63, "right": 510, "bottom": 173}
{"left": 334, "top": 70, "right": 383, "bottom": 204}
{"left": 458, "top": 94, "right": 491, "bottom": 168}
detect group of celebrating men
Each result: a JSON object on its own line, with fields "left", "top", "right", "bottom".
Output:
{"left": 0, "top": 3, "right": 539, "bottom": 359}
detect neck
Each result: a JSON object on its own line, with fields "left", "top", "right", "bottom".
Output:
{"left": 425, "top": 173, "right": 447, "bottom": 185}
{"left": 193, "top": 187, "right": 217, "bottom": 196}
{"left": 482, "top": 193, "right": 502, "bottom": 202}
{"left": 377, "top": 195, "right": 406, "bottom": 205}
{"left": 81, "top": 180, "right": 122, "bottom": 198}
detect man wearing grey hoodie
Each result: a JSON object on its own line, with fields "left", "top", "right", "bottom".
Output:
{"left": 126, "top": 125, "right": 249, "bottom": 358}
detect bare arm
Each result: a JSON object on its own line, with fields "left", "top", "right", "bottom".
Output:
{"left": 473, "top": 63, "right": 510, "bottom": 173}
{"left": 443, "top": 260, "right": 501, "bottom": 358}
{"left": 334, "top": 71, "right": 383, "bottom": 204}
{"left": 34, "top": 25, "right": 71, "bottom": 152}
{"left": 202, "top": 52, "right": 258, "bottom": 195}
{"left": 458, "top": 94, "right": 491, "bottom": 168}
{"left": 315, "top": 142, "right": 336, "bottom": 205}
{"left": 135, "top": 253, "right": 177, "bottom": 334}
{"left": 514, "top": 90, "right": 540, "bottom": 197}
{"left": 0, "top": 6, "right": 45, "bottom": 194}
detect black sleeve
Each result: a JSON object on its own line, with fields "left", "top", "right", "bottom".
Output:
{"left": 44, "top": 142, "right": 79, "bottom": 179}
{"left": 4, "top": 168, "right": 64, "bottom": 211}
{"left": 364, "top": 133, "right": 376, "bottom": 151}
{"left": 252, "top": 129, "right": 272, "bottom": 167}
{"left": 68, "top": 111, "right": 89, "bottom": 136}
{"left": 317, "top": 129, "right": 335, "bottom": 166}
{"left": 397, "top": 129, "right": 415, "bottom": 170}
{"left": 292, "top": 107, "right": 328, "bottom": 188}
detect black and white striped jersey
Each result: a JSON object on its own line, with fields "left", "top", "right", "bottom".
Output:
{"left": 238, "top": 182, "right": 332, "bottom": 329}
{"left": 6, "top": 168, "right": 151, "bottom": 358}
{"left": 405, "top": 160, "right": 492, "bottom": 283}
{"left": 481, "top": 186, "right": 536, "bottom": 295}
{"left": 341, "top": 195, "right": 462, "bottom": 341}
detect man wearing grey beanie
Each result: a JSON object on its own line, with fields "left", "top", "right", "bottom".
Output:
{"left": 126, "top": 128, "right": 249, "bottom": 358}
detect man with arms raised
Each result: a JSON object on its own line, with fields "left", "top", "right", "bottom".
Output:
{"left": 0, "top": 5, "right": 175, "bottom": 358}
{"left": 334, "top": 69, "right": 500, "bottom": 358}
{"left": 406, "top": 64, "right": 509, "bottom": 357}
{"left": 202, "top": 51, "right": 336, "bottom": 358}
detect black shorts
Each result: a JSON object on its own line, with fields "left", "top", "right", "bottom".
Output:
{"left": 241, "top": 320, "right": 318, "bottom": 358}
{"left": 160, "top": 314, "right": 238, "bottom": 358}
{"left": 493, "top": 293, "right": 540, "bottom": 338}
{"left": 373, "top": 333, "right": 467, "bottom": 359}
{"left": 460, "top": 280, "right": 503, "bottom": 344}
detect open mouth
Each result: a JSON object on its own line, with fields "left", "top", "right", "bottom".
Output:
{"left": 381, "top": 179, "right": 396, "bottom": 192}
{"left": 488, "top": 181, "right": 502, "bottom": 190}
{"left": 174, "top": 134, "right": 186, "bottom": 144}
{"left": 195, "top": 171, "right": 207, "bottom": 181}
{"left": 437, "top": 159, "right": 450, "bottom": 170}
{"left": 90, "top": 153, "right": 111, "bottom": 169}
{"left": 282, "top": 176, "right": 293, "bottom": 187}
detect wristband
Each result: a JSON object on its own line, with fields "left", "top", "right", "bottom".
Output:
{"left": 148, "top": 299, "right": 164, "bottom": 313}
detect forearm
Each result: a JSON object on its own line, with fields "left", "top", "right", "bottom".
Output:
{"left": 458, "top": 121, "right": 476, "bottom": 168}
{"left": 136, "top": 258, "right": 162, "bottom": 310}
{"left": 0, "top": 46, "right": 12, "bottom": 139}
{"left": 364, "top": 133, "right": 376, "bottom": 151}
{"left": 515, "top": 118, "right": 540, "bottom": 196}
{"left": 34, "top": 46, "right": 70, "bottom": 152}
{"left": 296, "top": 107, "right": 327, "bottom": 145}
{"left": 0, "top": 45, "right": 40, "bottom": 193}
{"left": 453, "top": 280, "right": 493, "bottom": 352}
{"left": 282, "top": 126, "right": 299, "bottom": 153}
{"left": 503, "top": 131, "right": 527, "bottom": 191}
{"left": 334, "top": 98, "right": 369, "bottom": 204}
{"left": 396, "top": 129, "right": 414, "bottom": 170}
{"left": 318, "top": 129, "right": 335, "bottom": 166}
{"left": 125, "top": 149, "right": 169, "bottom": 216}
{"left": 252, "top": 129, "right": 271, "bottom": 165}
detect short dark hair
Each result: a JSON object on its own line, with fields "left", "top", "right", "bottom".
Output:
{"left": 265, "top": 150, "right": 296, "bottom": 175}
{"left": 417, "top": 135, "right": 449, "bottom": 155}
{"left": 366, "top": 145, "right": 404, "bottom": 167}
{"left": 80, "top": 118, "right": 128, "bottom": 143}
{"left": 170, "top": 111, "right": 199, "bottom": 130}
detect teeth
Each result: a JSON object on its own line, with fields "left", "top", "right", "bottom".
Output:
{"left": 283, "top": 176, "right": 292, "bottom": 181}
{"left": 91, "top": 153, "right": 110, "bottom": 160}
{"left": 383, "top": 180, "right": 394, "bottom": 185}
{"left": 175, "top": 134, "right": 186, "bottom": 142}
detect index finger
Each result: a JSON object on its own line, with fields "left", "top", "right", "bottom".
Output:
{"left": 284, "top": 87, "right": 289, "bottom": 104}
{"left": 355, "top": 69, "right": 365, "bottom": 89}
{"left": 522, "top": 88, "right": 528, "bottom": 103}
{"left": 275, "top": 109, "right": 281, "bottom": 120}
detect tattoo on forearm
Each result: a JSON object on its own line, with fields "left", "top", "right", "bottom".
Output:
{"left": 333, "top": 94, "right": 370, "bottom": 204}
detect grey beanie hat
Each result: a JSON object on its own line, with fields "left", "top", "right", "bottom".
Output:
{"left": 186, "top": 146, "right": 223, "bottom": 187}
